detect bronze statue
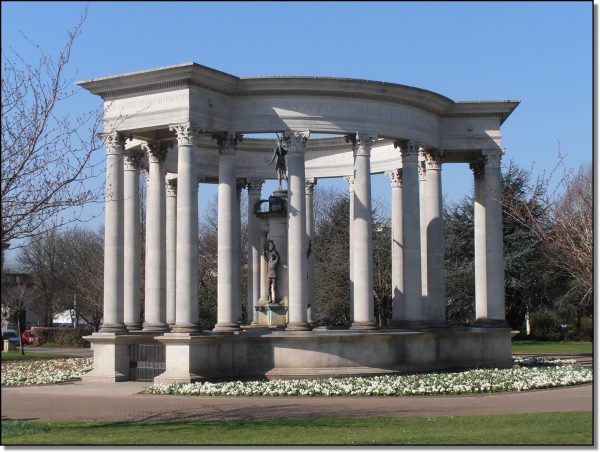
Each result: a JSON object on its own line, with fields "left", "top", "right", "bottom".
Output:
{"left": 269, "top": 134, "right": 288, "bottom": 191}
{"left": 264, "top": 239, "right": 280, "bottom": 303}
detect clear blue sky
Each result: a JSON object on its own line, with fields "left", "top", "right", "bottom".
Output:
{"left": 2, "top": 1, "right": 593, "bottom": 262}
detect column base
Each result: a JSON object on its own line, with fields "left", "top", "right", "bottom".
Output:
{"left": 125, "top": 323, "right": 142, "bottom": 332}
{"left": 350, "top": 321, "right": 378, "bottom": 330}
{"left": 142, "top": 323, "right": 169, "bottom": 333}
{"left": 99, "top": 323, "right": 127, "bottom": 333}
{"left": 286, "top": 322, "right": 312, "bottom": 331}
{"left": 171, "top": 323, "right": 200, "bottom": 333}
{"left": 473, "top": 319, "right": 511, "bottom": 328}
{"left": 213, "top": 322, "right": 240, "bottom": 332}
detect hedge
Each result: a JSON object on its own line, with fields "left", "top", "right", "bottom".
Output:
{"left": 31, "top": 327, "right": 92, "bottom": 347}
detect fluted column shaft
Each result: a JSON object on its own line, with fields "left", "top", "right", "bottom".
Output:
{"left": 286, "top": 131, "right": 310, "bottom": 331}
{"left": 233, "top": 182, "right": 243, "bottom": 323}
{"left": 165, "top": 176, "right": 177, "bottom": 327}
{"left": 350, "top": 133, "right": 376, "bottom": 330}
{"left": 170, "top": 123, "right": 201, "bottom": 332}
{"left": 387, "top": 169, "right": 403, "bottom": 322}
{"left": 473, "top": 162, "right": 488, "bottom": 320}
{"left": 344, "top": 176, "right": 355, "bottom": 323}
{"left": 424, "top": 151, "right": 446, "bottom": 325}
{"left": 100, "top": 132, "right": 126, "bottom": 332}
{"left": 123, "top": 152, "right": 142, "bottom": 331}
{"left": 247, "top": 179, "right": 264, "bottom": 325}
{"left": 214, "top": 133, "right": 241, "bottom": 331}
{"left": 395, "top": 140, "right": 424, "bottom": 325}
{"left": 305, "top": 178, "right": 317, "bottom": 324}
{"left": 143, "top": 142, "right": 168, "bottom": 332}
{"left": 418, "top": 151, "right": 428, "bottom": 300}
{"left": 473, "top": 150, "right": 507, "bottom": 326}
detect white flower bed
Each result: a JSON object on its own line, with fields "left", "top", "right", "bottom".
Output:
{"left": 1, "top": 358, "right": 93, "bottom": 387}
{"left": 147, "top": 365, "right": 592, "bottom": 397}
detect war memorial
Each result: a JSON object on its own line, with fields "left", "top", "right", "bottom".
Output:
{"left": 78, "top": 62, "right": 518, "bottom": 383}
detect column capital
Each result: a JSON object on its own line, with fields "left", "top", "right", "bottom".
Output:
{"left": 305, "top": 178, "right": 318, "bottom": 195}
{"left": 213, "top": 131, "right": 243, "bottom": 155}
{"left": 169, "top": 122, "right": 203, "bottom": 146}
{"left": 423, "top": 149, "right": 445, "bottom": 171}
{"left": 165, "top": 175, "right": 177, "bottom": 197}
{"left": 246, "top": 178, "right": 264, "bottom": 195}
{"left": 481, "top": 149, "right": 503, "bottom": 170}
{"left": 394, "top": 139, "right": 420, "bottom": 163}
{"left": 236, "top": 178, "right": 246, "bottom": 194}
{"left": 343, "top": 175, "right": 355, "bottom": 192}
{"left": 124, "top": 150, "right": 143, "bottom": 170}
{"left": 469, "top": 158, "right": 485, "bottom": 179}
{"left": 418, "top": 149, "right": 427, "bottom": 179}
{"left": 284, "top": 130, "right": 310, "bottom": 153}
{"left": 100, "top": 131, "right": 125, "bottom": 155}
{"left": 385, "top": 169, "right": 402, "bottom": 188}
{"left": 142, "top": 141, "right": 168, "bottom": 164}
{"left": 346, "top": 132, "right": 375, "bottom": 156}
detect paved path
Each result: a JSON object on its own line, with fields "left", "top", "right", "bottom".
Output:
{"left": 1, "top": 382, "right": 592, "bottom": 422}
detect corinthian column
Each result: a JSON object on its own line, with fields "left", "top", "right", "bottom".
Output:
{"left": 305, "top": 177, "right": 317, "bottom": 325}
{"left": 123, "top": 151, "right": 142, "bottom": 331}
{"left": 142, "top": 141, "right": 168, "bottom": 332}
{"left": 165, "top": 175, "right": 177, "bottom": 327}
{"left": 418, "top": 150, "right": 428, "bottom": 301}
{"left": 214, "top": 132, "right": 242, "bottom": 332}
{"left": 394, "top": 140, "right": 424, "bottom": 326}
{"left": 344, "top": 175, "right": 355, "bottom": 323}
{"left": 286, "top": 130, "right": 311, "bottom": 331}
{"left": 170, "top": 122, "right": 202, "bottom": 332}
{"left": 386, "top": 169, "right": 403, "bottom": 323}
{"left": 246, "top": 178, "right": 264, "bottom": 325}
{"left": 423, "top": 150, "right": 446, "bottom": 325}
{"left": 100, "top": 132, "right": 126, "bottom": 333}
{"left": 349, "top": 133, "right": 376, "bottom": 330}
{"left": 473, "top": 150, "right": 507, "bottom": 327}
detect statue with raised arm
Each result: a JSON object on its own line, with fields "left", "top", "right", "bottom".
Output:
{"left": 264, "top": 239, "right": 280, "bottom": 303}
{"left": 269, "top": 134, "right": 288, "bottom": 191}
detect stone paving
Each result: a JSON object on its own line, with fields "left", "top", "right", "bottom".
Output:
{"left": 1, "top": 382, "right": 592, "bottom": 422}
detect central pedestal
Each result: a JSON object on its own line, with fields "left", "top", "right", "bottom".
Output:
{"left": 255, "top": 299, "right": 289, "bottom": 327}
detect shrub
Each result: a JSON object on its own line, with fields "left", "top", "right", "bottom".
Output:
{"left": 31, "top": 327, "right": 91, "bottom": 347}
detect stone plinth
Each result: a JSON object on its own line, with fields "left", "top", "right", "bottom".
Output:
{"left": 255, "top": 299, "right": 289, "bottom": 327}
{"left": 153, "top": 327, "right": 516, "bottom": 383}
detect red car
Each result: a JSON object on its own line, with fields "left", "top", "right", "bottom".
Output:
{"left": 21, "top": 329, "right": 35, "bottom": 345}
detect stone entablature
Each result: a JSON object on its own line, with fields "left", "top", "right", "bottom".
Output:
{"left": 79, "top": 62, "right": 518, "bottom": 176}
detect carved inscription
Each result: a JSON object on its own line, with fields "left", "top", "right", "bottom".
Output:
{"left": 104, "top": 91, "right": 189, "bottom": 116}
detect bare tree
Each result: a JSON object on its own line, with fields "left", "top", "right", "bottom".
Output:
{"left": 18, "top": 230, "right": 71, "bottom": 326}
{"left": 1, "top": 273, "right": 33, "bottom": 355}
{"left": 1, "top": 7, "right": 103, "bottom": 262}
{"left": 503, "top": 159, "right": 593, "bottom": 334}
{"left": 60, "top": 228, "right": 104, "bottom": 331}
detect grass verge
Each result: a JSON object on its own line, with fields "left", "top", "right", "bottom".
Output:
{"left": 512, "top": 341, "right": 592, "bottom": 355}
{"left": 0, "top": 351, "right": 65, "bottom": 361}
{"left": 1, "top": 411, "right": 592, "bottom": 445}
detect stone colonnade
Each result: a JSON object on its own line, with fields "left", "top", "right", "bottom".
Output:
{"left": 100, "top": 128, "right": 506, "bottom": 333}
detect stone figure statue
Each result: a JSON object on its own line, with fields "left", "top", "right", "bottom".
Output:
{"left": 269, "top": 134, "right": 288, "bottom": 191}
{"left": 264, "top": 239, "right": 280, "bottom": 303}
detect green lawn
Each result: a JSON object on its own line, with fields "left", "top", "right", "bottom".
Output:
{"left": 1, "top": 412, "right": 592, "bottom": 445}
{"left": 512, "top": 341, "right": 592, "bottom": 355}
{"left": 0, "top": 351, "right": 63, "bottom": 361}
